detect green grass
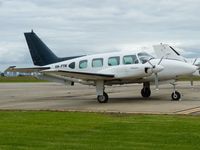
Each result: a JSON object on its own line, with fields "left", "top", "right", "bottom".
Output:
{"left": 0, "top": 76, "right": 47, "bottom": 82}
{"left": 0, "top": 111, "right": 200, "bottom": 150}
{"left": 177, "top": 76, "right": 200, "bottom": 81}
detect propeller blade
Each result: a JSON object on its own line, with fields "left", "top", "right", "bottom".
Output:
{"left": 158, "top": 56, "right": 164, "bottom": 65}
{"left": 190, "top": 77, "right": 194, "bottom": 87}
{"left": 155, "top": 73, "right": 159, "bottom": 90}
{"left": 193, "top": 58, "right": 197, "bottom": 65}
{"left": 147, "top": 60, "right": 154, "bottom": 67}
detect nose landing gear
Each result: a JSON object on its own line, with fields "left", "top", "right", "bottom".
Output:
{"left": 171, "top": 83, "right": 181, "bottom": 101}
{"left": 171, "top": 91, "right": 181, "bottom": 101}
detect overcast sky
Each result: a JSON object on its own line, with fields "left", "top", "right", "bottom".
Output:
{"left": 0, "top": 0, "right": 200, "bottom": 71}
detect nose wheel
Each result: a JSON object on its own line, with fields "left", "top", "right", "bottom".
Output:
{"left": 171, "top": 83, "right": 181, "bottom": 101}
{"left": 171, "top": 91, "right": 181, "bottom": 101}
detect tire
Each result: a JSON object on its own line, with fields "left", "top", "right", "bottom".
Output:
{"left": 141, "top": 88, "right": 151, "bottom": 98}
{"left": 97, "top": 92, "right": 108, "bottom": 103}
{"left": 171, "top": 91, "right": 181, "bottom": 101}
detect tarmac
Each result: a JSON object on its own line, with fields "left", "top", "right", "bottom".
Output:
{"left": 0, "top": 82, "right": 200, "bottom": 115}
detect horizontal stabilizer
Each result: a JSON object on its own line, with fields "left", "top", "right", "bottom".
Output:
{"left": 5, "top": 66, "right": 50, "bottom": 73}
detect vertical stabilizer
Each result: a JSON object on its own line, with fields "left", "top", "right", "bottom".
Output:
{"left": 24, "top": 31, "right": 84, "bottom": 66}
{"left": 24, "top": 31, "right": 59, "bottom": 66}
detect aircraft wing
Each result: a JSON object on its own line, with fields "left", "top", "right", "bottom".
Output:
{"left": 5, "top": 66, "right": 50, "bottom": 73}
{"left": 42, "top": 69, "right": 115, "bottom": 80}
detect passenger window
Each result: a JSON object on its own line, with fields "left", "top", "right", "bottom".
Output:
{"left": 123, "top": 55, "right": 138, "bottom": 65}
{"left": 92, "top": 58, "right": 103, "bottom": 67}
{"left": 108, "top": 57, "right": 120, "bottom": 66}
{"left": 69, "top": 62, "right": 75, "bottom": 69}
{"left": 79, "top": 60, "right": 88, "bottom": 69}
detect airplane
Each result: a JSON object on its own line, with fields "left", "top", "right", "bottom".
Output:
{"left": 5, "top": 31, "right": 198, "bottom": 103}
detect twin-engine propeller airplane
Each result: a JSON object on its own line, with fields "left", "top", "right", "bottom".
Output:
{"left": 6, "top": 31, "right": 198, "bottom": 103}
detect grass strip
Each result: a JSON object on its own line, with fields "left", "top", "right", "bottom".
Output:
{"left": 0, "top": 111, "right": 199, "bottom": 150}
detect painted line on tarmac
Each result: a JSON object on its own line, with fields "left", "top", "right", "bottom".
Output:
{"left": 174, "top": 106, "right": 200, "bottom": 114}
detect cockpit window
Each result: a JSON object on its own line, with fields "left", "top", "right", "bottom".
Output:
{"left": 138, "top": 52, "right": 154, "bottom": 64}
{"left": 123, "top": 55, "right": 139, "bottom": 65}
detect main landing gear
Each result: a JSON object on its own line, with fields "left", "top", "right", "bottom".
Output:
{"left": 96, "top": 81, "right": 109, "bottom": 103}
{"left": 141, "top": 82, "right": 151, "bottom": 98}
{"left": 97, "top": 92, "right": 108, "bottom": 103}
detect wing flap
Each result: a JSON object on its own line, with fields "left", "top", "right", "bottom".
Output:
{"left": 42, "top": 69, "right": 115, "bottom": 80}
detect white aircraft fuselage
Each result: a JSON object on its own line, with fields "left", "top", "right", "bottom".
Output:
{"left": 45, "top": 51, "right": 197, "bottom": 85}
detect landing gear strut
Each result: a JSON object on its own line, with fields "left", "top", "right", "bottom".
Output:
{"left": 96, "top": 81, "right": 109, "bottom": 103}
{"left": 171, "top": 83, "right": 181, "bottom": 101}
{"left": 141, "top": 82, "right": 151, "bottom": 98}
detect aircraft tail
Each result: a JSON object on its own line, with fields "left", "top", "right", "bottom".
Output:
{"left": 24, "top": 30, "right": 84, "bottom": 66}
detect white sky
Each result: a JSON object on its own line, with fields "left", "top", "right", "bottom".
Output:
{"left": 0, "top": 0, "right": 200, "bottom": 71}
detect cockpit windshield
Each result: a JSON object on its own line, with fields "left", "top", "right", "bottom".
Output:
{"left": 137, "top": 52, "right": 154, "bottom": 64}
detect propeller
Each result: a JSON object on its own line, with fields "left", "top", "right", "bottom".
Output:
{"left": 193, "top": 58, "right": 197, "bottom": 65}
{"left": 190, "top": 58, "right": 198, "bottom": 87}
{"left": 147, "top": 57, "right": 164, "bottom": 90}
{"left": 154, "top": 72, "right": 159, "bottom": 90}
{"left": 190, "top": 77, "right": 194, "bottom": 87}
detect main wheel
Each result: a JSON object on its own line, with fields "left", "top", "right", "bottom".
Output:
{"left": 171, "top": 91, "right": 181, "bottom": 101}
{"left": 141, "top": 88, "right": 151, "bottom": 98}
{"left": 97, "top": 92, "right": 108, "bottom": 103}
